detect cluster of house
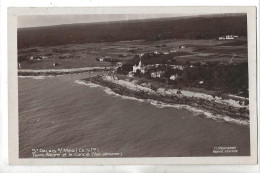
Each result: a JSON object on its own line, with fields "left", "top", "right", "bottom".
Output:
{"left": 30, "top": 56, "right": 48, "bottom": 60}
{"left": 218, "top": 35, "right": 238, "bottom": 40}
{"left": 96, "top": 56, "right": 113, "bottom": 62}
{"left": 137, "top": 45, "right": 185, "bottom": 58}
{"left": 25, "top": 55, "right": 59, "bottom": 68}
{"left": 30, "top": 54, "right": 74, "bottom": 60}
{"left": 151, "top": 71, "right": 164, "bottom": 78}
{"left": 128, "top": 60, "right": 184, "bottom": 81}
{"left": 137, "top": 51, "right": 168, "bottom": 58}
{"left": 96, "top": 56, "right": 123, "bottom": 63}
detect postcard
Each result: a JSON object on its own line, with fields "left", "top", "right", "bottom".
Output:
{"left": 8, "top": 6, "right": 257, "bottom": 165}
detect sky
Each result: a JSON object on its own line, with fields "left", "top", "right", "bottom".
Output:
{"left": 18, "top": 14, "right": 205, "bottom": 28}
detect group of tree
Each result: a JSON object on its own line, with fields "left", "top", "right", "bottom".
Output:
{"left": 117, "top": 59, "right": 248, "bottom": 97}
{"left": 180, "top": 62, "right": 248, "bottom": 97}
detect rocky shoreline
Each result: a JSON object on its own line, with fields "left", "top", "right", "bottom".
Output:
{"left": 83, "top": 75, "right": 249, "bottom": 123}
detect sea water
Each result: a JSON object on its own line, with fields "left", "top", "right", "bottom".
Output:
{"left": 18, "top": 72, "right": 250, "bottom": 158}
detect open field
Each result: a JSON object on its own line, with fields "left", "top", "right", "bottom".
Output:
{"left": 18, "top": 38, "right": 247, "bottom": 69}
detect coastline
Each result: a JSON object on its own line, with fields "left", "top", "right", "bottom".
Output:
{"left": 18, "top": 69, "right": 250, "bottom": 125}
{"left": 18, "top": 67, "right": 112, "bottom": 76}
{"left": 80, "top": 74, "right": 249, "bottom": 125}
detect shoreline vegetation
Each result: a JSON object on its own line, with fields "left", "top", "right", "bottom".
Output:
{"left": 81, "top": 74, "right": 249, "bottom": 124}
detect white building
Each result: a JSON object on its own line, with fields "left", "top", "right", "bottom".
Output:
{"left": 138, "top": 53, "right": 145, "bottom": 57}
{"left": 53, "top": 62, "right": 58, "bottom": 66}
{"left": 226, "top": 35, "right": 235, "bottom": 40}
{"left": 133, "top": 60, "right": 146, "bottom": 74}
{"left": 154, "top": 51, "right": 160, "bottom": 55}
{"left": 128, "top": 71, "right": 134, "bottom": 77}
{"left": 30, "top": 56, "right": 48, "bottom": 60}
{"left": 170, "top": 65, "right": 184, "bottom": 70}
{"left": 219, "top": 35, "right": 238, "bottom": 40}
{"left": 151, "top": 71, "right": 164, "bottom": 78}
{"left": 170, "top": 49, "right": 177, "bottom": 53}
{"left": 170, "top": 74, "right": 178, "bottom": 80}
{"left": 218, "top": 36, "right": 226, "bottom": 40}
{"left": 96, "top": 57, "right": 104, "bottom": 62}
{"left": 162, "top": 51, "right": 169, "bottom": 55}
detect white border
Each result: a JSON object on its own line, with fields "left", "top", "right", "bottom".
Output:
{"left": 1, "top": 0, "right": 259, "bottom": 173}
{"left": 8, "top": 6, "right": 258, "bottom": 165}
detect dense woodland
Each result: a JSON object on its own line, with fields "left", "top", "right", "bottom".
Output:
{"left": 180, "top": 62, "right": 248, "bottom": 97}
{"left": 18, "top": 14, "right": 247, "bottom": 49}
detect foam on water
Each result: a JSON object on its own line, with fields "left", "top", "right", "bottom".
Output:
{"left": 75, "top": 80, "right": 249, "bottom": 126}
{"left": 18, "top": 76, "right": 48, "bottom": 79}
{"left": 75, "top": 80, "right": 102, "bottom": 88}
{"left": 75, "top": 80, "right": 145, "bottom": 102}
{"left": 147, "top": 99, "right": 249, "bottom": 126}
{"left": 18, "top": 74, "right": 67, "bottom": 79}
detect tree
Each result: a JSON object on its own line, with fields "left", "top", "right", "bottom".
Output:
{"left": 134, "top": 69, "right": 141, "bottom": 77}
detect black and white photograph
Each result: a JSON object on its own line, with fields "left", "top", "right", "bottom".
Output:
{"left": 6, "top": 7, "right": 257, "bottom": 165}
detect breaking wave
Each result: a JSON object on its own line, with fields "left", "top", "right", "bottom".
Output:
{"left": 147, "top": 100, "right": 249, "bottom": 126}
{"left": 18, "top": 76, "right": 48, "bottom": 79}
{"left": 75, "top": 80, "right": 102, "bottom": 88}
{"left": 18, "top": 75, "right": 65, "bottom": 79}
{"left": 75, "top": 80, "right": 249, "bottom": 126}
